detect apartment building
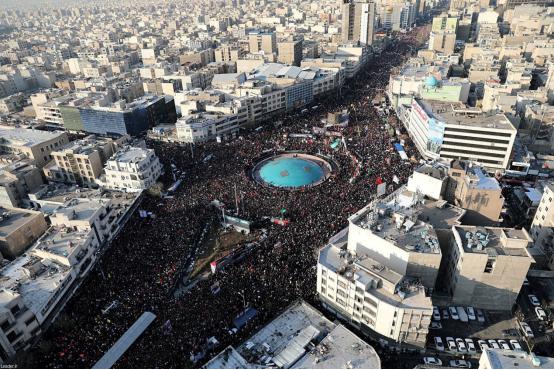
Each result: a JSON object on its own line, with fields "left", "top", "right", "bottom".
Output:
{"left": 0, "top": 159, "right": 44, "bottom": 208}
{"left": 0, "top": 207, "right": 47, "bottom": 259}
{"left": 317, "top": 187, "right": 448, "bottom": 347}
{"left": 405, "top": 99, "right": 517, "bottom": 171}
{"left": 529, "top": 183, "right": 554, "bottom": 269}
{"left": 104, "top": 147, "right": 163, "bottom": 192}
{"left": 176, "top": 113, "right": 241, "bottom": 143}
{"left": 277, "top": 39, "right": 303, "bottom": 67}
{"left": 444, "top": 225, "right": 534, "bottom": 310}
{"left": 341, "top": 0, "right": 376, "bottom": 45}
{"left": 214, "top": 46, "right": 242, "bottom": 63}
{"left": 45, "top": 135, "right": 124, "bottom": 186}
{"left": 248, "top": 31, "right": 277, "bottom": 55}
{"left": 0, "top": 126, "right": 69, "bottom": 168}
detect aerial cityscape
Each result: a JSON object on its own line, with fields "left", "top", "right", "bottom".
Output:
{"left": 0, "top": 0, "right": 553, "bottom": 368}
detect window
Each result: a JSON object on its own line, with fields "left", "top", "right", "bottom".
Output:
{"left": 336, "top": 289, "right": 347, "bottom": 298}
{"left": 10, "top": 306, "right": 20, "bottom": 316}
{"left": 338, "top": 281, "right": 347, "bottom": 289}
{"left": 336, "top": 298, "right": 346, "bottom": 306}
{"left": 24, "top": 317, "right": 35, "bottom": 326}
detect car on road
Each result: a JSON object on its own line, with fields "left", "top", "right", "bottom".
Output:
{"left": 476, "top": 309, "right": 485, "bottom": 323}
{"left": 536, "top": 307, "right": 547, "bottom": 321}
{"left": 450, "top": 359, "right": 472, "bottom": 368}
{"left": 449, "top": 307, "right": 460, "bottom": 320}
{"left": 433, "top": 306, "right": 441, "bottom": 321}
{"left": 477, "top": 340, "right": 489, "bottom": 351}
{"left": 510, "top": 340, "right": 523, "bottom": 351}
{"left": 523, "top": 278, "right": 530, "bottom": 286}
{"left": 498, "top": 340, "right": 511, "bottom": 350}
{"left": 488, "top": 340, "right": 500, "bottom": 349}
{"left": 456, "top": 338, "right": 467, "bottom": 352}
{"left": 528, "top": 294, "right": 541, "bottom": 306}
{"left": 465, "top": 338, "right": 476, "bottom": 353}
{"left": 446, "top": 337, "right": 457, "bottom": 352}
{"left": 434, "top": 337, "right": 445, "bottom": 351}
{"left": 467, "top": 307, "right": 476, "bottom": 320}
{"left": 442, "top": 309, "right": 450, "bottom": 320}
{"left": 520, "top": 321, "right": 535, "bottom": 338}
{"left": 424, "top": 357, "right": 442, "bottom": 366}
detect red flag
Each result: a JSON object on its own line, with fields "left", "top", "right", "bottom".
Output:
{"left": 376, "top": 177, "right": 383, "bottom": 185}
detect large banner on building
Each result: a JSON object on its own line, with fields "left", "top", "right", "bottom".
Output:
{"left": 411, "top": 100, "right": 444, "bottom": 155}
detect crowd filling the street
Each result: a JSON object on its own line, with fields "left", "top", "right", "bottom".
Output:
{"left": 23, "top": 30, "right": 427, "bottom": 369}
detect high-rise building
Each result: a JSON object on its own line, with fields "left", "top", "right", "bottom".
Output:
{"left": 341, "top": 0, "right": 376, "bottom": 45}
{"left": 248, "top": 31, "right": 277, "bottom": 55}
{"left": 529, "top": 183, "right": 554, "bottom": 268}
{"left": 431, "top": 15, "right": 458, "bottom": 33}
{"left": 428, "top": 31, "right": 457, "bottom": 55}
{"left": 277, "top": 39, "right": 303, "bottom": 66}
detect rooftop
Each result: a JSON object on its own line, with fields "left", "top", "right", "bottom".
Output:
{"left": 416, "top": 99, "right": 516, "bottom": 131}
{"left": 109, "top": 146, "right": 152, "bottom": 164}
{"left": 349, "top": 188, "right": 441, "bottom": 254}
{"left": 482, "top": 349, "right": 554, "bottom": 369}
{"left": 0, "top": 253, "right": 71, "bottom": 314}
{"left": 0, "top": 207, "right": 41, "bottom": 239}
{"left": 0, "top": 125, "right": 66, "bottom": 148}
{"left": 454, "top": 225, "right": 533, "bottom": 258}
{"left": 34, "top": 225, "right": 90, "bottom": 261}
{"left": 319, "top": 243, "right": 431, "bottom": 309}
{"left": 203, "top": 300, "right": 380, "bottom": 369}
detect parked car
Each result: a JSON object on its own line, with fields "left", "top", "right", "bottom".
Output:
{"left": 467, "top": 307, "right": 476, "bottom": 321}
{"left": 442, "top": 309, "right": 450, "bottom": 320}
{"left": 430, "top": 321, "right": 442, "bottom": 329}
{"left": 424, "top": 357, "right": 443, "bottom": 366}
{"left": 434, "top": 337, "right": 445, "bottom": 352}
{"left": 465, "top": 338, "right": 476, "bottom": 353}
{"left": 510, "top": 340, "right": 523, "bottom": 351}
{"left": 520, "top": 321, "right": 535, "bottom": 338}
{"left": 456, "top": 338, "right": 467, "bottom": 352}
{"left": 449, "top": 307, "right": 460, "bottom": 320}
{"left": 457, "top": 306, "right": 469, "bottom": 322}
{"left": 477, "top": 340, "right": 489, "bottom": 351}
{"left": 488, "top": 340, "right": 500, "bottom": 349}
{"left": 536, "top": 307, "right": 547, "bottom": 321}
{"left": 446, "top": 337, "right": 457, "bottom": 352}
{"left": 476, "top": 309, "right": 485, "bottom": 323}
{"left": 449, "top": 359, "right": 472, "bottom": 368}
{"left": 433, "top": 306, "right": 441, "bottom": 321}
{"left": 523, "top": 278, "right": 530, "bottom": 286}
{"left": 528, "top": 294, "right": 541, "bottom": 306}
{"left": 498, "top": 339, "right": 511, "bottom": 350}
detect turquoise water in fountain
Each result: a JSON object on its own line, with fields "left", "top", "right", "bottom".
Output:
{"left": 259, "top": 157, "right": 325, "bottom": 188}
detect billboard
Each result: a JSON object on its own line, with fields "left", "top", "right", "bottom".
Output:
{"left": 411, "top": 100, "right": 445, "bottom": 155}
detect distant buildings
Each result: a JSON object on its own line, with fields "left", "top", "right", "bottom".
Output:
{"left": 277, "top": 39, "right": 303, "bottom": 67}
{"left": 341, "top": 0, "right": 376, "bottom": 45}
{"left": 248, "top": 31, "right": 277, "bottom": 55}
{"left": 104, "top": 146, "right": 163, "bottom": 192}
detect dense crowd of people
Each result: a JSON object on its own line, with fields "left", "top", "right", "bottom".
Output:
{"left": 25, "top": 28, "right": 428, "bottom": 369}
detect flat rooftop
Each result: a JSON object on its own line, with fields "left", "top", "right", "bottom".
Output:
{"left": 34, "top": 226, "right": 89, "bottom": 260}
{"left": 454, "top": 225, "right": 532, "bottom": 257}
{"left": 110, "top": 147, "right": 152, "bottom": 163}
{"left": 417, "top": 99, "right": 516, "bottom": 131}
{"left": 482, "top": 349, "right": 554, "bottom": 369}
{"left": 203, "top": 300, "right": 380, "bottom": 369}
{"left": 319, "top": 244, "right": 431, "bottom": 309}
{"left": 0, "top": 207, "right": 41, "bottom": 239}
{"left": 350, "top": 189, "right": 441, "bottom": 254}
{"left": 0, "top": 254, "right": 71, "bottom": 314}
{"left": 0, "top": 125, "right": 65, "bottom": 147}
